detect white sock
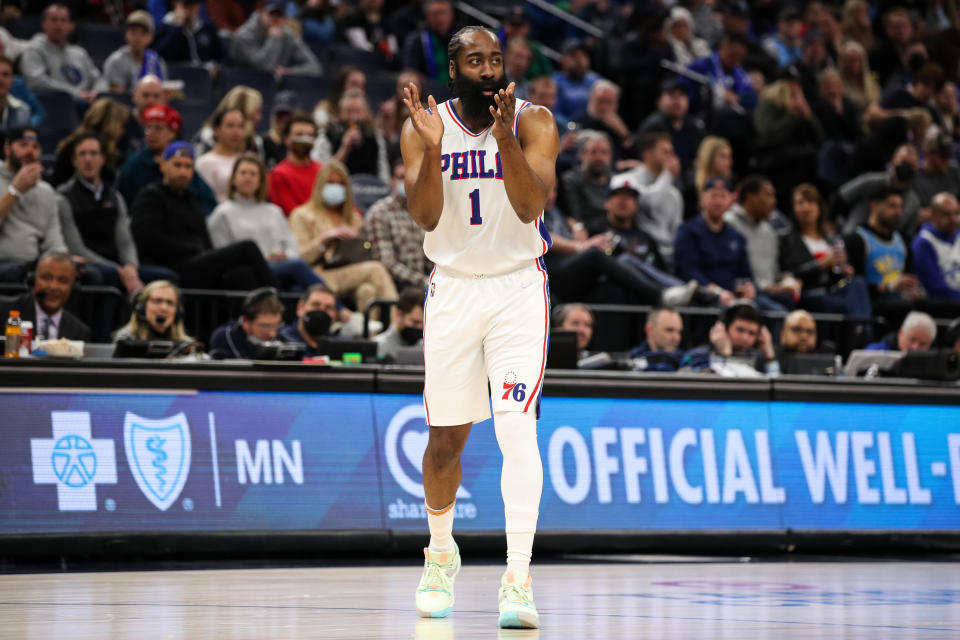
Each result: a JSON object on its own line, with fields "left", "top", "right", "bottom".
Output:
{"left": 426, "top": 500, "right": 456, "bottom": 554}
{"left": 494, "top": 410, "right": 542, "bottom": 577}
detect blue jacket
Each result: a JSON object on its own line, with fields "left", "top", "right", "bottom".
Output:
{"left": 865, "top": 333, "right": 898, "bottom": 351}
{"left": 8, "top": 76, "right": 44, "bottom": 127}
{"left": 209, "top": 320, "right": 255, "bottom": 360}
{"left": 685, "top": 52, "right": 757, "bottom": 113}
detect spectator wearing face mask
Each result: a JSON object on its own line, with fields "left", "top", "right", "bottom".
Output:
{"left": 374, "top": 286, "right": 425, "bottom": 359}
{"left": 289, "top": 160, "right": 398, "bottom": 316}
{"left": 837, "top": 143, "right": 923, "bottom": 238}
{"left": 268, "top": 114, "right": 322, "bottom": 216}
{"left": 279, "top": 283, "right": 342, "bottom": 355}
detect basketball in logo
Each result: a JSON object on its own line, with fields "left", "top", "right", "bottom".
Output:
{"left": 52, "top": 435, "right": 98, "bottom": 488}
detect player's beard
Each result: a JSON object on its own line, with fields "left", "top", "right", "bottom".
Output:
{"left": 452, "top": 70, "right": 509, "bottom": 124}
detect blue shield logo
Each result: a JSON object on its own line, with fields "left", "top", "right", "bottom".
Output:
{"left": 123, "top": 412, "right": 192, "bottom": 511}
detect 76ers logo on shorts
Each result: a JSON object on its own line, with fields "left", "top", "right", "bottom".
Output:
{"left": 502, "top": 371, "right": 527, "bottom": 402}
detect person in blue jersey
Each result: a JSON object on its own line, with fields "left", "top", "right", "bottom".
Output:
{"left": 400, "top": 25, "right": 559, "bottom": 629}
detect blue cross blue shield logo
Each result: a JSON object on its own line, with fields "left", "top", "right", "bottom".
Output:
{"left": 123, "top": 412, "right": 192, "bottom": 511}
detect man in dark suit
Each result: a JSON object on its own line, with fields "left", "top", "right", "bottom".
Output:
{"left": 0, "top": 251, "right": 91, "bottom": 341}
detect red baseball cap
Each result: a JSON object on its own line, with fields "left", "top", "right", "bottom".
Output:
{"left": 143, "top": 105, "right": 182, "bottom": 134}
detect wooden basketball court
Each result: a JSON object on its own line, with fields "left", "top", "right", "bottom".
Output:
{"left": 2, "top": 558, "right": 958, "bottom": 638}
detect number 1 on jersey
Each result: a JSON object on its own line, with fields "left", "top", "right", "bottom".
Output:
{"left": 468, "top": 188, "right": 482, "bottom": 225}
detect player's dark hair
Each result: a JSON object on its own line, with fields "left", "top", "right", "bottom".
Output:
{"left": 447, "top": 25, "right": 500, "bottom": 89}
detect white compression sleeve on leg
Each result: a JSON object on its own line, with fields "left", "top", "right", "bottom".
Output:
{"left": 426, "top": 500, "right": 456, "bottom": 554}
{"left": 494, "top": 410, "right": 543, "bottom": 576}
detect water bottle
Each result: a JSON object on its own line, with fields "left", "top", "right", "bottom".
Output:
{"left": 5, "top": 310, "right": 22, "bottom": 358}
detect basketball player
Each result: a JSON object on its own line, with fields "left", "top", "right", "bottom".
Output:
{"left": 401, "top": 26, "right": 559, "bottom": 629}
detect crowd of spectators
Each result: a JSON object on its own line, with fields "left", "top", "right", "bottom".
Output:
{"left": 0, "top": 0, "right": 958, "bottom": 372}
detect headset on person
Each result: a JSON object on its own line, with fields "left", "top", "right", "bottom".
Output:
{"left": 240, "top": 286, "right": 279, "bottom": 320}
{"left": 133, "top": 281, "right": 184, "bottom": 324}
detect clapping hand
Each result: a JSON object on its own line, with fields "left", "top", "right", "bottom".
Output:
{"left": 490, "top": 82, "right": 517, "bottom": 141}
{"left": 403, "top": 82, "right": 443, "bottom": 151}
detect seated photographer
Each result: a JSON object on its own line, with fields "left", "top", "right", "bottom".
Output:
{"left": 114, "top": 280, "right": 196, "bottom": 350}
{"left": 374, "top": 286, "right": 423, "bottom": 360}
{"left": 866, "top": 311, "right": 937, "bottom": 352}
{"left": 682, "top": 302, "right": 779, "bottom": 375}
{"left": 628, "top": 306, "right": 686, "bottom": 372}
{"left": 209, "top": 287, "right": 286, "bottom": 360}
{"left": 279, "top": 283, "right": 343, "bottom": 357}
{"left": 0, "top": 251, "right": 90, "bottom": 342}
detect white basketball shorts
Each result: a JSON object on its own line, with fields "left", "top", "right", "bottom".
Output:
{"left": 422, "top": 259, "right": 550, "bottom": 427}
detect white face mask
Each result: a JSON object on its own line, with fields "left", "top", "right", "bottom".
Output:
{"left": 322, "top": 183, "right": 346, "bottom": 206}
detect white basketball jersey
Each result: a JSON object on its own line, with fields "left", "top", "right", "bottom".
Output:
{"left": 422, "top": 99, "right": 552, "bottom": 275}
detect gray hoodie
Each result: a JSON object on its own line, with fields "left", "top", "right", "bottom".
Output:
{"left": 20, "top": 33, "right": 101, "bottom": 97}
{"left": 230, "top": 12, "right": 321, "bottom": 76}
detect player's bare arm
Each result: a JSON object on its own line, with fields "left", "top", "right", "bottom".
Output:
{"left": 401, "top": 82, "right": 445, "bottom": 232}
{"left": 489, "top": 82, "right": 560, "bottom": 224}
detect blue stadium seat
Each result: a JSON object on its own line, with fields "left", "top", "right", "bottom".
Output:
{"left": 6, "top": 17, "right": 40, "bottom": 40}
{"left": 351, "top": 173, "right": 391, "bottom": 213}
{"left": 329, "top": 45, "right": 383, "bottom": 74}
{"left": 76, "top": 22, "right": 126, "bottom": 68}
{"left": 367, "top": 72, "right": 398, "bottom": 106}
{"left": 33, "top": 90, "right": 79, "bottom": 135}
{"left": 218, "top": 67, "right": 277, "bottom": 105}
{"left": 280, "top": 73, "right": 331, "bottom": 111}
{"left": 170, "top": 100, "right": 213, "bottom": 140}
{"left": 168, "top": 65, "right": 215, "bottom": 103}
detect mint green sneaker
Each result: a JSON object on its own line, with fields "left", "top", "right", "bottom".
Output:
{"left": 415, "top": 546, "right": 460, "bottom": 618}
{"left": 497, "top": 570, "right": 540, "bottom": 629}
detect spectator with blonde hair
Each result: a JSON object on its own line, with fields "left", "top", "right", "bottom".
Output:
{"left": 194, "top": 86, "right": 265, "bottom": 158}
{"left": 838, "top": 40, "right": 880, "bottom": 111}
{"left": 114, "top": 280, "right": 194, "bottom": 343}
{"left": 290, "top": 160, "right": 397, "bottom": 314}
{"left": 694, "top": 136, "right": 732, "bottom": 195}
